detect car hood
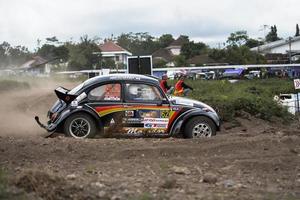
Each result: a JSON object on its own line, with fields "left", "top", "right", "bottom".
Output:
{"left": 169, "top": 96, "right": 216, "bottom": 113}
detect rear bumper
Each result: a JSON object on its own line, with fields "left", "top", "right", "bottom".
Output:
{"left": 34, "top": 116, "right": 57, "bottom": 132}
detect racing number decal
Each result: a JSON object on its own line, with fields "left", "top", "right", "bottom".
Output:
{"left": 161, "top": 110, "right": 170, "bottom": 118}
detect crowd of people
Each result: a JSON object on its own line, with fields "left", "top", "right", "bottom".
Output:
{"left": 159, "top": 74, "right": 193, "bottom": 96}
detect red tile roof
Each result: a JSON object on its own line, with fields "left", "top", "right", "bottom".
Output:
{"left": 99, "top": 41, "right": 128, "bottom": 52}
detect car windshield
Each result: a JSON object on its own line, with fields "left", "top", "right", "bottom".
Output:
{"left": 68, "top": 82, "right": 84, "bottom": 95}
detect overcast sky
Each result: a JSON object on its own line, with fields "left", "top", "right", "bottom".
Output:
{"left": 0, "top": 0, "right": 299, "bottom": 50}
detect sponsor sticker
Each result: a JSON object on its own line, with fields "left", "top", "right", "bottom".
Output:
{"left": 125, "top": 110, "right": 134, "bottom": 117}
{"left": 144, "top": 123, "right": 168, "bottom": 128}
{"left": 123, "top": 128, "right": 166, "bottom": 135}
{"left": 171, "top": 106, "right": 180, "bottom": 111}
{"left": 294, "top": 79, "right": 300, "bottom": 89}
{"left": 138, "top": 110, "right": 160, "bottom": 118}
{"left": 110, "top": 76, "right": 141, "bottom": 80}
{"left": 143, "top": 118, "right": 169, "bottom": 124}
{"left": 143, "top": 118, "right": 169, "bottom": 128}
{"left": 122, "top": 118, "right": 143, "bottom": 124}
{"left": 144, "top": 123, "right": 153, "bottom": 128}
{"left": 110, "top": 118, "right": 115, "bottom": 124}
{"left": 104, "top": 96, "right": 120, "bottom": 101}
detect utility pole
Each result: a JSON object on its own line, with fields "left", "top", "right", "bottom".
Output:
{"left": 287, "top": 37, "right": 292, "bottom": 64}
{"left": 259, "top": 25, "right": 270, "bottom": 42}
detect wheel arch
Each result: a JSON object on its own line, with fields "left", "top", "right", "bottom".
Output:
{"left": 172, "top": 110, "right": 220, "bottom": 135}
{"left": 56, "top": 108, "right": 103, "bottom": 134}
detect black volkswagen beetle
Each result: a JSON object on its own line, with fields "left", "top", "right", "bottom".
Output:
{"left": 35, "top": 74, "right": 220, "bottom": 138}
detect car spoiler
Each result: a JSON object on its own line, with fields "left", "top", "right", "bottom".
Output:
{"left": 55, "top": 87, "right": 77, "bottom": 104}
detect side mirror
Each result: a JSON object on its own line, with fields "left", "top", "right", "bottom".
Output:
{"left": 157, "top": 98, "right": 168, "bottom": 106}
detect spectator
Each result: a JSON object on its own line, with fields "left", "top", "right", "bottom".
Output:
{"left": 160, "top": 74, "right": 171, "bottom": 93}
{"left": 174, "top": 75, "right": 193, "bottom": 96}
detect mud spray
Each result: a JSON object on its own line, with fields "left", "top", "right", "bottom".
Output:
{"left": 0, "top": 78, "right": 79, "bottom": 136}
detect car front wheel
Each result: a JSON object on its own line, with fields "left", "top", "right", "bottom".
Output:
{"left": 184, "top": 116, "right": 216, "bottom": 138}
{"left": 64, "top": 113, "right": 97, "bottom": 138}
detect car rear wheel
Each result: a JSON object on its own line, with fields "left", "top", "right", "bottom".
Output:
{"left": 64, "top": 113, "right": 97, "bottom": 138}
{"left": 184, "top": 116, "right": 216, "bottom": 138}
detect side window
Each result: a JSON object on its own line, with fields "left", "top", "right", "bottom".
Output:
{"left": 88, "top": 83, "right": 121, "bottom": 101}
{"left": 125, "top": 83, "right": 163, "bottom": 102}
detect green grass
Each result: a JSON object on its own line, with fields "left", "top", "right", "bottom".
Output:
{"left": 176, "top": 78, "right": 296, "bottom": 122}
{"left": 0, "top": 169, "right": 9, "bottom": 199}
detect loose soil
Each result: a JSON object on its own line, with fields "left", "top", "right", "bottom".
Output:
{"left": 0, "top": 79, "right": 299, "bottom": 200}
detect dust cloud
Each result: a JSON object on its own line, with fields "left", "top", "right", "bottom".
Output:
{"left": 0, "top": 77, "right": 79, "bottom": 136}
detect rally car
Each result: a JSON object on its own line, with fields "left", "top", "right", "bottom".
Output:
{"left": 35, "top": 74, "right": 220, "bottom": 138}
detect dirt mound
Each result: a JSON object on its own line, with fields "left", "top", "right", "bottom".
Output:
{"left": 15, "top": 170, "right": 103, "bottom": 200}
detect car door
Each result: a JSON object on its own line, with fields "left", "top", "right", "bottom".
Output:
{"left": 122, "top": 82, "right": 171, "bottom": 136}
{"left": 86, "top": 82, "right": 125, "bottom": 133}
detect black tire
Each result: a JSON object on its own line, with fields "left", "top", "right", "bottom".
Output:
{"left": 64, "top": 113, "right": 97, "bottom": 138}
{"left": 184, "top": 116, "right": 216, "bottom": 139}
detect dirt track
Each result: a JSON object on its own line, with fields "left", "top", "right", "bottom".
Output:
{"left": 0, "top": 80, "right": 299, "bottom": 199}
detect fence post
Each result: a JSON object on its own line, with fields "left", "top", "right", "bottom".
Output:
{"left": 297, "top": 93, "right": 300, "bottom": 113}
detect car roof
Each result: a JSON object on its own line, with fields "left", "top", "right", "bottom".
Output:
{"left": 83, "top": 73, "right": 159, "bottom": 87}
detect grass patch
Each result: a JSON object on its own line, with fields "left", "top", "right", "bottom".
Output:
{"left": 0, "top": 169, "right": 9, "bottom": 199}
{"left": 130, "top": 192, "right": 153, "bottom": 200}
{"left": 172, "top": 78, "right": 296, "bottom": 122}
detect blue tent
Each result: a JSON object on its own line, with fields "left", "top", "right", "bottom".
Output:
{"left": 222, "top": 68, "right": 244, "bottom": 78}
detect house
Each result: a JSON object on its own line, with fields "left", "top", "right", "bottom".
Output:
{"left": 152, "top": 48, "right": 175, "bottom": 67}
{"left": 19, "top": 56, "right": 50, "bottom": 75}
{"left": 99, "top": 41, "right": 132, "bottom": 68}
{"left": 165, "top": 36, "right": 188, "bottom": 56}
{"left": 251, "top": 36, "right": 300, "bottom": 63}
{"left": 152, "top": 36, "right": 188, "bottom": 67}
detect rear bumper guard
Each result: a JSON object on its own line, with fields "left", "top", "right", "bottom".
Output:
{"left": 35, "top": 116, "right": 48, "bottom": 130}
{"left": 35, "top": 116, "right": 56, "bottom": 137}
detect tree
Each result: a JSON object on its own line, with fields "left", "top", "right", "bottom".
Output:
{"left": 37, "top": 44, "right": 69, "bottom": 63}
{"left": 208, "top": 48, "right": 227, "bottom": 63}
{"left": 226, "top": 46, "right": 266, "bottom": 64}
{"left": 0, "top": 42, "right": 31, "bottom": 68}
{"left": 52, "top": 46, "right": 69, "bottom": 63}
{"left": 0, "top": 42, "right": 10, "bottom": 68}
{"left": 174, "top": 55, "right": 187, "bottom": 67}
{"left": 153, "top": 59, "right": 167, "bottom": 68}
{"left": 178, "top": 35, "right": 190, "bottom": 44}
{"left": 209, "top": 46, "right": 265, "bottom": 65}
{"left": 265, "top": 25, "right": 280, "bottom": 42}
{"left": 116, "top": 32, "right": 159, "bottom": 55}
{"left": 245, "top": 38, "right": 264, "bottom": 48}
{"left": 181, "top": 41, "right": 207, "bottom": 59}
{"left": 227, "top": 31, "right": 249, "bottom": 46}
{"left": 102, "top": 58, "right": 116, "bottom": 69}
{"left": 295, "top": 24, "right": 300, "bottom": 37}
{"left": 37, "top": 44, "right": 56, "bottom": 59}
{"left": 67, "top": 35, "right": 101, "bottom": 70}
{"left": 158, "top": 34, "right": 174, "bottom": 48}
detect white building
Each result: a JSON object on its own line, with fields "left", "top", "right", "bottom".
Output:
{"left": 251, "top": 36, "right": 300, "bottom": 58}
{"left": 99, "top": 41, "right": 132, "bottom": 68}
